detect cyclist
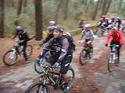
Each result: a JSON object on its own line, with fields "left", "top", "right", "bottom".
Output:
{"left": 98, "top": 16, "right": 109, "bottom": 27}
{"left": 40, "top": 21, "right": 56, "bottom": 46}
{"left": 12, "top": 24, "right": 31, "bottom": 63}
{"left": 39, "top": 25, "right": 74, "bottom": 92}
{"left": 79, "top": 20, "right": 85, "bottom": 31}
{"left": 105, "top": 27, "right": 124, "bottom": 62}
{"left": 115, "top": 17, "right": 122, "bottom": 30}
{"left": 81, "top": 24, "right": 94, "bottom": 50}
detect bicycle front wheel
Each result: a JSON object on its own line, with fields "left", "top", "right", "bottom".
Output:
{"left": 65, "top": 66, "right": 75, "bottom": 88}
{"left": 79, "top": 49, "right": 87, "bottom": 65}
{"left": 25, "top": 82, "right": 49, "bottom": 93}
{"left": 3, "top": 50, "right": 18, "bottom": 66}
{"left": 107, "top": 57, "right": 114, "bottom": 72}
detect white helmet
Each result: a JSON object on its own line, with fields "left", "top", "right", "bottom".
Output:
{"left": 49, "top": 21, "right": 56, "bottom": 26}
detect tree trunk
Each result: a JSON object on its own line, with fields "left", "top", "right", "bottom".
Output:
{"left": 0, "top": 0, "right": 4, "bottom": 38}
{"left": 34, "top": 0, "right": 43, "bottom": 40}
{"left": 17, "top": 0, "right": 23, "bottom": 16}
{"left": 104, "top": 0, "right": 112, "bottom": 15}
{"left": 101, "top": 0, "right": 107, "bottom": 16}
{"left": 64, "top": 0, "right": 69, "bottom": 20}
{"left": 55, "top": 0, "right": 63, "bottom": 22}
{"left": 118, "top": 0, "right": 123, "bottom": 14}
{"left": 23, "top": 0, "right": 27, "bottom": 7}
{"left": 92, "top": 0, "right": 100, "bottom": 20}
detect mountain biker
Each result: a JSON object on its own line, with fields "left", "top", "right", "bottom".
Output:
{"left": 39, "top": 24, "right": 74, "bottom": 91}
{"left": 81, "top": 24, "right": 94, "bottom": 50}
{"left": 115, "top": 17, "right": 122, "bottom": 30}
{"left": 98, "top": 16, "right": 109, "bottom": 28}
{"left": 105, "top": 27, "right": 124, "bottom": 62}
{"left": 40, "top": 21, "right": 56, "bottom": 46}
{"left": 79, "top": 20, "right": 85, "bottom": 31}
{"left": 12, "top": 23, "right": 31, "bottom": 63}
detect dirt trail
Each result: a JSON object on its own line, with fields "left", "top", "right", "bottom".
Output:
{"left": 0, "top": 35, "right": 125, "bottom": 93}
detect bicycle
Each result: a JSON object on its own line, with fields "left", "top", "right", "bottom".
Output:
{"left": 79, "top": 41, "right": 93, "bottom": 65}
{"left": 26, "top": 62, "right": 75, "bottom": 93}
{"left": 107, "top": 44, "right": 120, "bottom": 72}
{"left": 3, "top": 40, "right": 33, "bottom": 66}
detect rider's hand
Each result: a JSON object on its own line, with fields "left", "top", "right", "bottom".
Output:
{"left": 53, "top": 62, "right": 60, "bottom": 68}
{"left": 105, "top": 44, "right": 108, "bottom": 47}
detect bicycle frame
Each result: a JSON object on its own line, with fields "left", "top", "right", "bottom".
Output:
{"left": 40, "top": 66, "right": 63, "bottom": 88}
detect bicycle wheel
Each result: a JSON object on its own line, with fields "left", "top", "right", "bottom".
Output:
{"left": 3, "top": 49, "right": 18, "bottom": 66}
{"left": 107, "top": 57, "right": 114, "bottom": 72}
{"left": 65, "top": 66, "right": 75, "bottom": 88}
{"left": 34, "top": 60, "right": 44, "bottom": 74}
{"left": 26, "top": 45, "right": 33, "bottom": 57}
{"left": 79, "top": 49, "right": 87, "bottom": 65}
{"left": 25, "top": 82, "right": 49, "bottom": 93}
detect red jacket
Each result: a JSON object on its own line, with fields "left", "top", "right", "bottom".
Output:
{"left": 105, "top": 30, "right": 124, "bottom": 45}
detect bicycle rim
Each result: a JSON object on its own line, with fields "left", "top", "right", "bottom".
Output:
{"left": 79, "top": 49, "right": 87, "bottom": 65}
{"left": 25, "top": 82, "right": 49, "bottom": 93}
{"left": 34, "top": 61, "right": 44, "bottom": 74}
{"left": 107, "top": 58, "right": 113, "bottom": 72}
{"left": 65, "top": 66, "right": 75, "bottom": 88}
{"left": 3, "top": 50, "right": 17, "bottom": 66}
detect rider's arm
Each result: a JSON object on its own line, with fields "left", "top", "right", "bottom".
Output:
{"left": 119, "top": 31, "right": 124, "bottom": 45}
{"left": 12, "top": 31, "right": 18, "bottom": 39}
{"left": 58, "top": 38, "right": 69, "bottom": 62}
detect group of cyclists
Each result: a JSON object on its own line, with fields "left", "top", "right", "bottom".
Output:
{"left": 79, "top": 16, "right": 125, "bottom": 64}
{"left": 10, "top": 15, "right": 125, "bottom": 92}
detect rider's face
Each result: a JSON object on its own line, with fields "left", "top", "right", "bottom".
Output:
{"left": 53, "top": 30, "right": 61, "bottom": 38}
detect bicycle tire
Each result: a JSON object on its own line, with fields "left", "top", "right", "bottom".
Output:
{"left": 3, "top": 50, "right": 18, "bottom": 66}
{"left": 34, "top": 60, "right": 44, "bottom": 74}
{"left": 25, "top": 82, "right": 49, "bottom": 93}
{"left": 79, "top": 49, "right": 87, "bottom": 65}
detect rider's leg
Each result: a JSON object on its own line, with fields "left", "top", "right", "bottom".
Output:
{"left": 15, "top": 43, "right": 20, "bottom": 54}
{"left": 22, "top": 43, "right": 28, "bottom": 61}
{"left": 60, "top": 55, "right": 72, "bottom": 83}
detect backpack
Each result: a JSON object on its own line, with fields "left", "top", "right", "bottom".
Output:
{"left": 62, "top": 34, "right": 76, "bottom": 53}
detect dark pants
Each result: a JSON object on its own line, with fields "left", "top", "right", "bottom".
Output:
{"left": 16, "top": 42, "right": 28, "bottom": 61}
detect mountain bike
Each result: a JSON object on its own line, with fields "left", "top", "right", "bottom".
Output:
{"left": 3, "top": 40, "right": 33, "bottom": 66}
{"left": 107, "top": 44, "right": 119, "bottom": 72}
{"left": 26, "top": 63, "right": 75, "bottom": 93}
{"left": 79, "top": 41, "right": 93, "bottom": 65}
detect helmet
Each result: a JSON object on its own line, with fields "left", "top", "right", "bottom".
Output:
{"left": 54, "top": 25, "right": 64, "bottom": 32}
{"left": 16, "top": 26, "right": 23, "bottom": 33}
{"left": 48, "top": 25, "right": 55, "bottom": 32}
{"left": 112, "top": 27, "right": 118, "bottom": 32}
{"left": 84, "top": 24, "right": 90, "bottom": 28}
{"left": 49, "top": 21, "right": 56, "bottom": 26}
{"left": 117, "top": 17, "right": 120, "bottom": 19}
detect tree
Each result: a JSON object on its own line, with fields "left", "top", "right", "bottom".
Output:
{"left": 34, "top": 0, "right": 43, "bottom": 40}
{"left": 64, "top": 0, "right": 69, "bottom": 20}
{"left": 0, "top": 0, "right": 4, "bottom": 38}
{"left": 17, "top": 0, "right": 23, "bottom": 16}
{"left": 55, "top": 0, "right": 63, "bottom": 22}
{"left": 100, "top": 0, "right": 108, "bottom": 16}
{"left": 92, "top": 0, "right": 100, "bottom": 20}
